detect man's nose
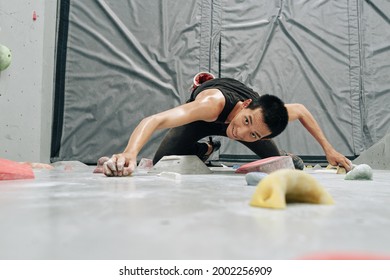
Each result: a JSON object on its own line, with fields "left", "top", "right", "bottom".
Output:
{"left": 237, "top": 126, "right": 249, "bottom": 140}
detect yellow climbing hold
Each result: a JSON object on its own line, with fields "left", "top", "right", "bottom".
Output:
{"left": 250, "top": 169, "right": 334, "bottom": 209}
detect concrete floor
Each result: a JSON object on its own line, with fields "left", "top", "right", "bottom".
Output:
{"left": 1, "top": 162, "right": 390, "bottom": 260}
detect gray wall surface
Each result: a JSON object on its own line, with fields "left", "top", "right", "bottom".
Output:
{"left": 0, "top": 0, "right": 57, "bottom": 163}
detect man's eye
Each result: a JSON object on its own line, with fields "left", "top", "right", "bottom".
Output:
{"left": 244, "top": 118, "right": 249, "bottom": 124}
{"left": 251, "top": 133, "right": 257, "bottom": 138}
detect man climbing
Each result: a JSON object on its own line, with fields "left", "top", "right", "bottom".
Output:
{"left": 102, "top": 75, "right": 352, "bottom": 176}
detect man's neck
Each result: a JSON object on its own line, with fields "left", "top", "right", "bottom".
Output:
{"left": 225, "top": 101, "right": 243, "bottom": 123}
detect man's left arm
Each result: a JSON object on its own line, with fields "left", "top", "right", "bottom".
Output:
{"left": 285, "top": 103, "right": 352, "bottom": 171}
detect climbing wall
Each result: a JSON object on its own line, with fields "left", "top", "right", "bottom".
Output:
{"left": 52, "top": 0, "right": 390, "bottom": 164}
{"left": 0, "top": 1, "right": 57, "bottom": 163}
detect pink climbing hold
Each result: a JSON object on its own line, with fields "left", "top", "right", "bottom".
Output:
{"left": 235, "top": 156, "right": 294, "bottom": 174}
{"left": 0, "top": 158, "right": 35, "bottom": 180}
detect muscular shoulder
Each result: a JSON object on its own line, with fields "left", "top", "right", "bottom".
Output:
{"left": 285, "top": 103, "right": 307, "bottom": 121}
{"left": 192, "top": 89, "right": 226, "bottom": 122}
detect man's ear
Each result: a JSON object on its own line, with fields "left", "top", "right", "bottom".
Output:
{"left": 242, "top": 99, "right": 252, "bottom": 108}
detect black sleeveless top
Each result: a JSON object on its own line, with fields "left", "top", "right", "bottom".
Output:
{"left": 188, "top": 78, "right": 260, "bottom": 122}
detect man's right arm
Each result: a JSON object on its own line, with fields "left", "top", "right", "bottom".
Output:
{"left": 103, "top": 89, "right": 225, "bottom": 176}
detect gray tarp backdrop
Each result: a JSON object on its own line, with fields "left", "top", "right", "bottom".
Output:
{"left": 51, "top": 0, "right": 390, "bottom": 164}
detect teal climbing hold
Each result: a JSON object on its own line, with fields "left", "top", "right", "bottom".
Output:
{"left": 345, "top": 164, "right": 373, "bottom": 180}
{"left": 0, "top": 44, "right": 12, "bottom": 71}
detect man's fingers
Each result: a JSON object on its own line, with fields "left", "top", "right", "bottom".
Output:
{"left": 123, "top": 167, "right": 131, "bottom": 176}
{"left": 107, "top": 159, "right": 118, "bottom": 171}
{"left": 345, "top": 159, "right": 353, "bottom": 172}
{"left": 104, "top": 156, "right": 118, "bottom": 176}
{"left": 123, "top": 161, "right": 136, "bottom": 176}
{"left": 339, "top": 159, "right": 352, "bottom": 172}
{"left": 116, "top": 156, "right": 126, "bottom": 176}
{"left": 94, "top": 157, "right": 110, "bottom": 173}
{"left": 103, "top": 161, "right": 113, "bottom": 176}
{"left": 101, "top": 154, "right": 135, "bottom": 177}
{"left": 97, "top": 156, "right": 110, "bottom": 166}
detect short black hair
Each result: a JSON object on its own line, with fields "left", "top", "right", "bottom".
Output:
{"left": 247, "top": 94, "right": 288, "bottom": 138}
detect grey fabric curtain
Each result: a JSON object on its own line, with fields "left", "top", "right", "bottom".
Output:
{"left": 52, "top": 0, "right": 390, "bottom": 164}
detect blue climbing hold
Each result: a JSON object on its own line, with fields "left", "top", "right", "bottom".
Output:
{"left": 245, "top": 172, "right": 268, "bottom": 186}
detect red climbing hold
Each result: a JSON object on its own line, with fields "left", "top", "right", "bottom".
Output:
{"left": 0, "top": 158, "right": 35, "bottom": 180}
